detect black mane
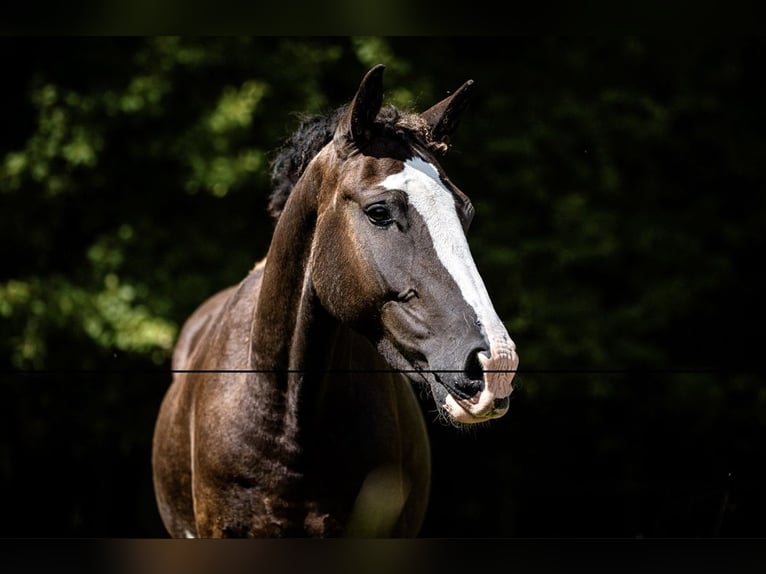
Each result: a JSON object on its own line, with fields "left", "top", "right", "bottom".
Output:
{"left": 268, "top": 104, "right": 446, "bottom": 220}
{"left": 268, "top": 107, "right": 345, "bottom": 220}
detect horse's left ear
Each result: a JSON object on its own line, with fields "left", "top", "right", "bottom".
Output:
{"left": 421, "top": 79, "right": 475, "bottom": 144}
{"left": 334, "top": 64, "right": 385, "bottom": 152}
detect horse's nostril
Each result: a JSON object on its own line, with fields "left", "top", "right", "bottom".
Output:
{"left": 463, "top": 349, "right": 485, "bottom": 382}
{"left": 456, "top": 350, "right": 486, "bottom": 397}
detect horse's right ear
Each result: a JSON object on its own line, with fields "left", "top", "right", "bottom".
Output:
{"left": 421, "top": 79, "right": 475, "bottom": 145}
{"left": 333, "top": 64, "right": 385, "bottom": 152}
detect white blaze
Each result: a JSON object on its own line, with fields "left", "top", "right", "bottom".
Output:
{"left": 379, "top": 156, "right": 517, "bottom": 407}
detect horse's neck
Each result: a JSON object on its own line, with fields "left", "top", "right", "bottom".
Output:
{"left": 247, "top": 170, "right": 341, "bottom": 433}
{"left": 251, "top": 167, "right": 323, "bottom": 371}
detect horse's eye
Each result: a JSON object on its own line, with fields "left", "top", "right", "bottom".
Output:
{"left": 365, "top": 204, "right": 393, "bottom": 226}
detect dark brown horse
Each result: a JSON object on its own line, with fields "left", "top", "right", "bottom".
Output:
{"left": 152, "top": 65, "right": 519, "bottom": 537}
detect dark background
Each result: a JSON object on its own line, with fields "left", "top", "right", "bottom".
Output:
{"left": 1, "top": 37, "right": 764, "bottom": 538}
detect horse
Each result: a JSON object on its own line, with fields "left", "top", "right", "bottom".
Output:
{"left": 151, "top": 64, "right": 519, "bottom": 538}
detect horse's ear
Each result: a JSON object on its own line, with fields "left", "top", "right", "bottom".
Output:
{"left": 334, "top": 64, "right": 385, "bottom": 151}
{"left": 421, "top": 79, "right": 475, "bottom": 145}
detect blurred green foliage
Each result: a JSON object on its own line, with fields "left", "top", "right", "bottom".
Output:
{"left": 1, "top": 37, "right": 764, "bottom": 537}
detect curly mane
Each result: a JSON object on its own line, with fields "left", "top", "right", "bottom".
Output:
{"left": 268, "top": 104, "right": 448, "bottom": 220}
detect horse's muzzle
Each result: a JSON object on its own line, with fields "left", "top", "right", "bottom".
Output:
{"left": 442, "top": 346, "right": 518, "bottom": 424}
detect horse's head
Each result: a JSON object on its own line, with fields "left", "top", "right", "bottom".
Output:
{"left": 309, "top": 65, "right": 518, "bottom": 425}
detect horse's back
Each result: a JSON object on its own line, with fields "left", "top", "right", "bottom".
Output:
{"left": 171, "top": 286, "right": 237, "bottom": 372}
{"left": 152, "top": 261, "right": 266, "bottom": 537}
{"left": 173, "top": 260, "right": 266, "bottom": 372}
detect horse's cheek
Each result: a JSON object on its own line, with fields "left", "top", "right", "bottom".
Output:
{"left": 312, "top": 226, "right": 376, "bottom": 323}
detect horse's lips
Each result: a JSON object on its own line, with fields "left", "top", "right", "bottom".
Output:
{"left": 445, "top": 392, "right": 509, "bottom": 423}
{"left": 426, "top": 371, "right": 512, "bottom": 424}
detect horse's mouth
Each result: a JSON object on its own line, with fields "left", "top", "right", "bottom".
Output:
{"left": 443, "top": 392, "right": 509, "bottom": 423}
{"left": 384, "top": 342, "right": 516, "bottom": 425}
{"left": 424, "top": 371, "right": 512, "bottom": 425}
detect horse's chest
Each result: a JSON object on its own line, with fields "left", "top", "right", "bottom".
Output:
{"left": 298, "top": 381, "right": 431, "bottom": 536}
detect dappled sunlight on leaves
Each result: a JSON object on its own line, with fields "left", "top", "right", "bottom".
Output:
{"left": 0, "top": 274, "right": 177, "bottom": 368}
